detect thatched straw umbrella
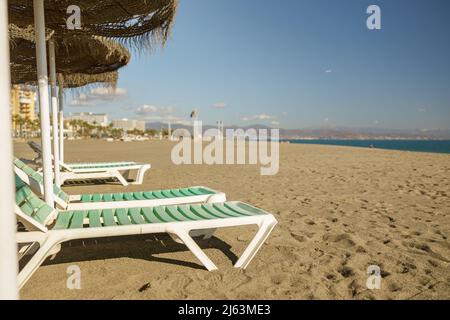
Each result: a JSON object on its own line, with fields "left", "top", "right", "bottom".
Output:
{"left": 0, "top": 3, "right": 18, "bottom": 300}
{"left": 10, "top": 23, "right": 130, "bottom": 186}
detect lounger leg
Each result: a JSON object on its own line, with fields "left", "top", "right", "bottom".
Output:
{"left": 113, "top": 171, "right": 129, "bottom": 186}
{"left": 132, "top": 165, "right": 150, "bottom": 185}
{"left": 18, "top": 236, "right": 60, "bottom": 289}
{"left": 122, "top": 170, "right": 131, "bottom": 180}
{"left": 175, "top": 230, "right": 218, "bottom": 271}
{"left": 234, "top": 217, "right": 277, "bottom": 269}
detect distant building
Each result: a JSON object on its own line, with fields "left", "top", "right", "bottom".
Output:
{"left": 67, "top": 112, "right": 108, "bottom": 126}
{"left": 10, "top": 85, "right": 36, "bottom": 124}
{"left": 112, "top": 119, "right": 146, "bottom": 132}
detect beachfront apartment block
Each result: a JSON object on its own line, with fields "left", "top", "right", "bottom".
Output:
{"left": 10, "top": 85, "right": 36, "bottom": 123}
{"left": 67, "top": 112, "right": 109, "bottom": 127}
{"left": 112, "top": 118, "right": 146, "bottom": 132}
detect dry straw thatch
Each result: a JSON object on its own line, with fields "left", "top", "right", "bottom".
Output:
{"left": 9, "top": 24, "right": 129, "bottom": 87}
{"left": 8, "top": 0, "right": 178, "bottom": 51}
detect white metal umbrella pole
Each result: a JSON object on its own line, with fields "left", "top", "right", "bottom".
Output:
{"left": 58, "top": 82, "right": 64, "bottom": 163}
{"left": 49, "top": 38, "right": 61, "bottom": 187}
{"left": 0, "top": 0, "right": 19, "bottom": 299}
{"left": 34, "top": 0, "right": 54, "bottom": 206}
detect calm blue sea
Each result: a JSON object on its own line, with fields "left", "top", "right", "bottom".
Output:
{"left": 284, "top": 140, "right": 450, "bottom": 154}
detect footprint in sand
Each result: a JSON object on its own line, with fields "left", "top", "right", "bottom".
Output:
{"left": 323, "top": 233, "right": 356, "bottom": 248}
{"left": 290, "top": 232, "right": 306, "bottom": 243}
{"left": 338, "top": 266, "right": 355, "bottom": 278}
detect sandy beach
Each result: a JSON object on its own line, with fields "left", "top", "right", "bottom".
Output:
{"left": 14, "top": 140, "right": 450, "bottom": 300}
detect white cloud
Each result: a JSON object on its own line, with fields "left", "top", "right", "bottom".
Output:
{"left": 241, "top": 114, "right": 276, "bottom": 121}
{"left": 418, "top": 107, "right": 428, "bottom": 113}
{"left": 325, "top": 69, "right": 333, "bottom": 73}
{"left": 241, "top": 113, "right": 277, "bottom": 122}
{"left": 211, "top": 102, "right": 226, "bottom": 109}
{"left": 271, "top": 121, "right": 280, "bottom": 126}
{"left": 134, "top": 104, "right": 188, "bottom": 124}
{"left": 136, "top": 104, "right": 158, "bottom": 115}
{"left": 69, "top": 87, "right": 127, "bottom": 106}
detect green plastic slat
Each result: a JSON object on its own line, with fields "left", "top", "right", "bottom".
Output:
{"left": 179, "top": 188, "right": 195, "bottom": 196}
{"left": 202, "top": 204, "right": 238, "bottom": 217}
{"left": 141, "top": 207, "right": 163, "bottom": 223}
{"left": 187, "top": 188, "right": 204, "bottom": 196}
{"left": 197, "top": 187, "right": 215, "bottom": 195}
{"left": 91, "top": 194, "right": 103, "bottom": 202}
{"left": 161, "top": 190, "right": 174, "bottom": 198}
{"left": 132, "top": 192, "right": 145, "bottom": 200}
{"left": 113, "top": 193, "right": 124, "bottom": 201}
{"left": 123, "top": 193, "right": 134, "bottom": 201}
{"left": 177, "top": 205, "right": 204, "bottom": 220}
{"left": 187, "top": 204, "right": 210, "bottom": 219}
{"left": 34, "top": 205, "right": 54, "bottom": 224}
{"left": 102, "top": 209, "right": 116, "bottom": 226}
{"left": 81, "top": 194, "right": 92, "bottom": 202}
{"left": 166, "top": 206, "right": 191, "bottom": 221}
{"left": 54, "top": 211, "right": 73, "bottom": 229}
{"left": 163, "top": 207, "right": 183, "bottom": 221}
{"left": 212, "top": 203, "right": 247, "bottom": 217}
{"left": 69, "top": 211, "right": 86, "bottom": 229}
{"left": 169, "top": 189, "right": 185, "bottom": 197}
{"left": 115, "top": 208, "right": 131, "bottom": 225}
{"left": 129, "top": 208, "right": 145, "bottom": 224}
{"left": 231, "top": 202, "right": 265, "bottom": 215}
{"left": 88, "top": 210, "right": 102, "bottom": 228}
{"left": 102, "top": 194, "right": 114, "bottom": 202}
{"left": 192, "top": 204, "right": 225, "bottom": 219}
{"left": 152, "top": 191, "right": 164, "bottom": 199}
{"left": 224, "top": 202, "right": 255, "bottom": 216}
{"left": 153, "top": 206, "right": 178, "bottom": 222}
{"left": 143, "top": 192, "right": 156, "bottom": 200}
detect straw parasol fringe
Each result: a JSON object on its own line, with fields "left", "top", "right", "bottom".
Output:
{"left": 8, "top": 0, "right": 178, "bottom": 52}
{"left": 9, "top": 24, "right": 130, "bottom": 86}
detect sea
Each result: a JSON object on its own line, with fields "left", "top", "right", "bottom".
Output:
{"left": 284, "top": 140, "right": 450, "bottom": 154}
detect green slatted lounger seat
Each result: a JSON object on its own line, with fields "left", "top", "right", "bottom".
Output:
{"left": 15, "top": 180, "right": 277, "bottom": 290}
{"left": 27, "top": 141, "right": 150, "bottom": 186}
{"left": 14, "top": 158, "right": 227, "bottom": 210}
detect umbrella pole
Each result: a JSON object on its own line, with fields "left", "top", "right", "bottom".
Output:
{"left": 0, "top": 0, "right": 19, "bottom": 299}
{"left": 58, "top": 82, "right": 64, "bottom": 163}
{"left": 49, "top": 38, "right": 61, "bottom": 187}
{"left": 34, "top": 0, "right": 54, "bottom": 206}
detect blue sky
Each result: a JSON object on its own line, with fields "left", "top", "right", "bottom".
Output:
{"left": 66, "top": 0, "right": 450, "bottom": 130}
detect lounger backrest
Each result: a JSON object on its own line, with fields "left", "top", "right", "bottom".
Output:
{"left": 15, "top": 175, "right": 56, "bottom": 232}
{"left": 26, "top": 141, "right": 73, "bottom": 172}
{"left": 27, "top": 141, "right": 43, "bottom": 156}
{"left": 13, "top": 157, "right": 70, "bottom": 207}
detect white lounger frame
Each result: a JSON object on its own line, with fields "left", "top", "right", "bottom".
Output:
{"left": 28, "top": 142, "right": 151, "bottom": 186}
{"left": 16, "top": 202, "right": 278, "bottom": 290}
{"left": 14, "top": 165, "right": 227, "bottom": 210}
{"left": 65, "top": 188, "right": 226, "bottom": 210}
{"left": 57, "top": 162, "right": 151, "bottom": 186}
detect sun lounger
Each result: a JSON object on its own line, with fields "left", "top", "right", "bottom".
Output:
{"left": 14, "top": 157, "right": 226, "bottom": 210}
{"left": 15, "top": 177, "right": 278, "bottom": 289}
{"left": 27, "top": 141, "right": 151, "bottom": 185}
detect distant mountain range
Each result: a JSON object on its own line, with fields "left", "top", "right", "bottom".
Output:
{"left": 145, "top": 122, "right": 450, "bottom": 140}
